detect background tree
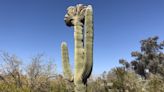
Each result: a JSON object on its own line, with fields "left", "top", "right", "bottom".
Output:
{"left": 119, "top": 36, "right": 164, "bottom": 78}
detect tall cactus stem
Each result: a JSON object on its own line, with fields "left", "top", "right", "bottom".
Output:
{"left": 74, "top": 17, "right": 86, "bottom": 92}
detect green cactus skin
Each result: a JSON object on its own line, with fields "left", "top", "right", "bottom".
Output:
{"left": 74, "top": 21, "right": 86, "bottom": 92}
{"left": 61, "top": 42, "right": 72, "bottom": 80}
{"left": 82, "top": 5, "right": 93, "bottom": 84}
{"left": 62, "top": 4, "right": 94, "bottom": 92}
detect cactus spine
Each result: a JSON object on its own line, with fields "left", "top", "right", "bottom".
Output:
{"left": 62, "top": 4, "right": 93, "bottom": 92}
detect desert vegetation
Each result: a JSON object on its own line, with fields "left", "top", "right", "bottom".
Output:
{"left": 0, "top": 36, "right": 163, "bottom": 92}
{"left": 0, "top": 3, "right": 163, "bottom": 92}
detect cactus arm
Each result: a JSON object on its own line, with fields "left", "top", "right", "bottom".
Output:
{"left": 61, "top": 42, "right": 72, "bottom": 80}
{"left": 82, "top": 5, "right": 94, "bottom": 84}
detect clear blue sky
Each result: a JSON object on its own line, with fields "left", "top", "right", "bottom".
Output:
{"left": 0, "top": 0, "right": 164, "bottom": 74}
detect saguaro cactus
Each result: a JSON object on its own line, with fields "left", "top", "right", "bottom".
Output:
{"left": 61, "top": 4, "right": 94, "bottom": 92}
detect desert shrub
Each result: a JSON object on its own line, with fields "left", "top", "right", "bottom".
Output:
{"left": 144, "top": 74, "right": 164, "bottom": 92}
{"left": 0, "top": 52, "right": 61, "bottom": 92}
{"left": 108, "top": 68, "right": 144, "bottom": 92}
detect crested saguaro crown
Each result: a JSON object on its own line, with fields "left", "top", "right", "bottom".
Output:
{"left": 61, "top": 4, "right": 94, "bottom": 92}
{"left": 64, "top": 4, "right": 87, "bottom": 27}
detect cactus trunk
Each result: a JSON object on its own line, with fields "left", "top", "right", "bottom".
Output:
{"left": 74, "top": 23, "right": 86, "bottom": 92}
